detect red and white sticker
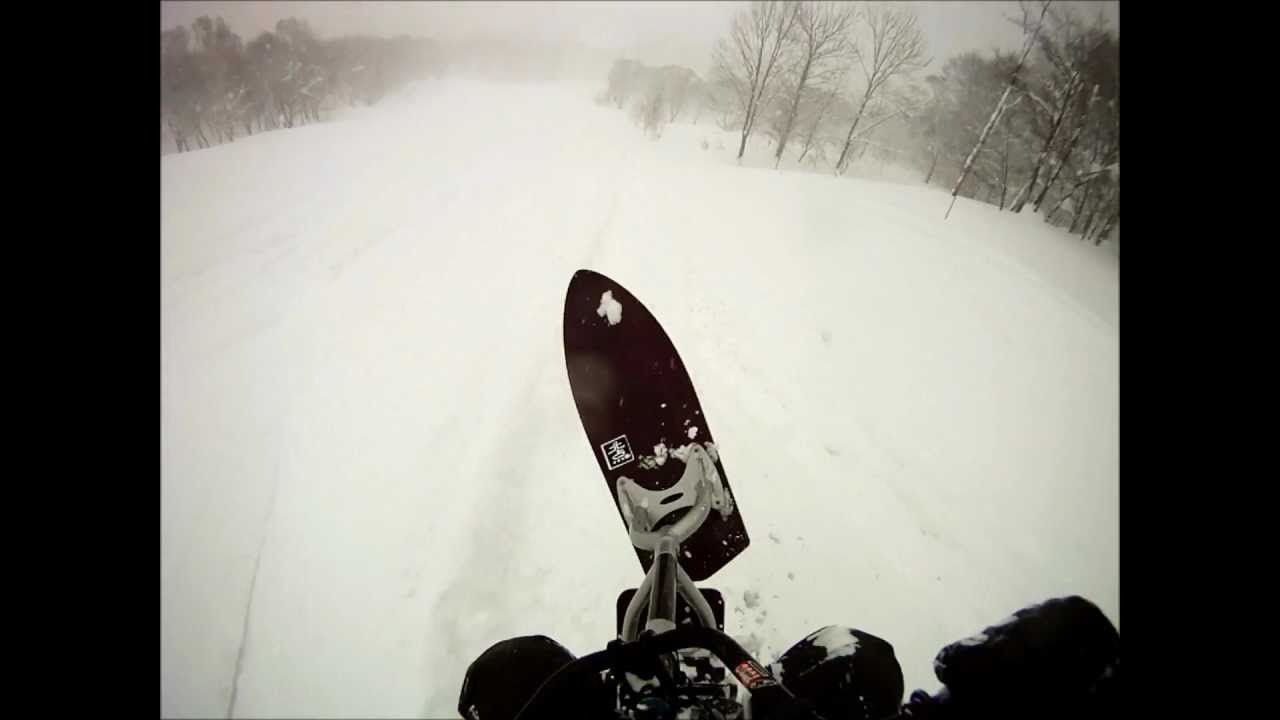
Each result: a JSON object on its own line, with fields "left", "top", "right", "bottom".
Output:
{"left": 733, "top": 660, "right": 778, "bottom": 690}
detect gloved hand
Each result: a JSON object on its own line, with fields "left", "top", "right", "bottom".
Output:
{"left": 902, "top": 596, "right": 1119, "bottom": 719}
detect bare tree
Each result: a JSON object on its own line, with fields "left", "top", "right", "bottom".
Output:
{"left": 795, "top": 78, "right": 845, "bottom": 165}
{"left": 190, "top": 16, "right": 247, "bottom": 144}
{"left": 687, "top": 78, "right": 712, "bottom": 124}
{"left": 161, "top": 26, "right": 199, "bottom": 153}
{"left": 834, "top": 3, "right": 926, "bottom": 175}
{"left": 773, "top": 2, "right": 854, "bottom": 167}
{"left": 757, "top": 76, "right": 795, "bottom": 149}
{"left": 994, "top": 97, "right": 1026, "bottom": 209}
{"left": 630, "top": 86, "right": 668, "bottom": 139}
{"left": 1069, "top": 101, "right": 1119, "bottom": 240}
{"left": 1090, "top": 178, "right": 1118, "bottom": 245}
{"left": 1008, "top": 5, "right": 1102, "bottom": 213}
{"left": 913, "top": 74, "right": 947, "bottom": 183}
{"left": 643, "top": 88, "right": 668, "bottom": 138}
{"left": 658, "top": 66, "right": 698, "bottom": 122}
{"left": 704, "top": 75, "right": 741, "bottom": 131}
{"left": 1030, "top": 18, "right": 1116, "bottom": 214}
{"left": 712, "top": 1, "right": 802, "bottom": 160}
{"left": 606, "top": 59, "right": 641, "bottom": 109}
{"left": 946, "top": 1, "right": 1051, "bottom": 218}
{"left": 1034, "top": 82, "right": 1097, "bottom": 212}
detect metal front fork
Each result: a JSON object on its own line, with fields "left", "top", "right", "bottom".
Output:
{"left": 617, "top": 442, "right": 722, "bottom": 642}
{"left": 621, "top": 536, "right": 719, "bottom": 641}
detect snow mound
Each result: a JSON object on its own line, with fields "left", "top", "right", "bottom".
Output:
{"left": 597, "top": 290, "right": 623, "bottom": 325}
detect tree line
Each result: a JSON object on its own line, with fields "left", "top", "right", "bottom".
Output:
{"left": 161, "top": 16, "right": 439, "bottom": 153}
{"left": 600, "top": 1, "right": 1118, "bottom": 244}
{"left": 599, "top": 60, "right": 711, "bottom": 138}
{"left": 926, "top": 3, "right": 1119, "bottom": 242}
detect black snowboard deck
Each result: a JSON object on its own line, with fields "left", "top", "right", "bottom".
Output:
{"left": 563, "top": 269, "right": 749, "bottom": 582}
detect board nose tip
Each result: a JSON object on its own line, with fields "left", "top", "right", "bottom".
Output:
{"left": 569, "top": 268, "right": 608, "bottom": 291}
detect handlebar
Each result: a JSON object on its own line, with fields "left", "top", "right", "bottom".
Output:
{"left": 512, "top": 626, "right": 824, "bottom": 720}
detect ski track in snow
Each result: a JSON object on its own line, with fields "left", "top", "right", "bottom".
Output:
{"left": 162, "top": 79, "right": 1118, "bottom": 718}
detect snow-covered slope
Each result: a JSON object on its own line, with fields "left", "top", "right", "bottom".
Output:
{"left": 161, "top": 78, "right": 1118, "bottom": 718}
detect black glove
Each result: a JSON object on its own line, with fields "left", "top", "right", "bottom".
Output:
{"left": 903, "top": 596, "right": 1118, "bottom": 719}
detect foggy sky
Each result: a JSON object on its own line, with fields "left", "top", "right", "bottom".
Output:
{"left": 160, "top": 1, "right": 1118, "bottom": 75}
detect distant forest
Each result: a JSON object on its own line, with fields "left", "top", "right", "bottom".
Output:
{"left": 161, "top": 1, "right": 1117, "bottom": 243}
{"left": 160, "top": 17, "right": 441, "bottom": 152}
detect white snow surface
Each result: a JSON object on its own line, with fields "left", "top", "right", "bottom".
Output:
{"left": 161, "top": 79, "right": 1118, "bottom": 718}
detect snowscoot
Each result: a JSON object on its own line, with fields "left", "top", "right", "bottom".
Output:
{"left": 520, "top": 269, "right": 821, "bottom": 720}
